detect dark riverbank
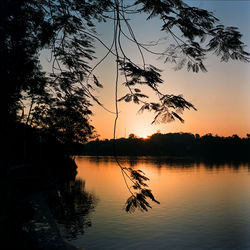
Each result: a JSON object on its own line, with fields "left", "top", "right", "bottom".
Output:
{"left": 1, "top": 156, "right": 82, "bottom": 249}
{"left": 0, "top": 120, "right": 88, "bottom": 249}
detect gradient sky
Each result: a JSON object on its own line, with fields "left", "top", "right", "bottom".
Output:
{"left": 41, "top": 1, "right": 250, "bottom": 139}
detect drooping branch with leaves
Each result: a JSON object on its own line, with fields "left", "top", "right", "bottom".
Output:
{"left": 88, "top": 0, "right": 249, "bottom": 212}
{"left": 2, "top": 0, "right": 249, "bottom": 211}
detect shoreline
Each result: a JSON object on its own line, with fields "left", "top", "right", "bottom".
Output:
{"left": 2, "top": 158, "right": 83, "bottom": 250}
{"left": 22, "top": 192, "right": 82, "bottom": 250}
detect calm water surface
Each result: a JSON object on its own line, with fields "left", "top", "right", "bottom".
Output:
{"left": 64, "top": 156, "right": 250, "bottom": 249}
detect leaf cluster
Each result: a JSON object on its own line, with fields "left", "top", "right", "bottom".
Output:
{"left": 135, "top": 0, "right": 249, "bottom": 72}
{"left": 123, "top": 167, "right": 160, "bottom": 213}
{"left": 117, "top": 59, "right": 196, "bottom": 123}
{"left": 3, "top": 0, "right": 249, "bottom": 144}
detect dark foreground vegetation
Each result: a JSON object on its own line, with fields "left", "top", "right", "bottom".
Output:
{"left": 83, "top": 133, "right": 250, "bottom": 161}
{"left": 0, "top": 121, "right": 82, "bottom": 249}
{"left": 1, "top": 0, "right": 250, "bottom": 246}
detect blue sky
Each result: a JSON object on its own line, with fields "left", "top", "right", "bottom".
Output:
{"left": 40, "top": 1, "right": 250, "bottom": 138}
{"left": 87, "top": 0, "right": 250, "bottom": 138}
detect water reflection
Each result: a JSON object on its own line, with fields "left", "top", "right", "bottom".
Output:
{"left": 71, "top": 156, "right": 250, "bottom": 249}
{"left": 87, "top": 155, "right": 250, "bottom": 170}
{"left": 45, "top": 177, "right": 98, "bottom": 240}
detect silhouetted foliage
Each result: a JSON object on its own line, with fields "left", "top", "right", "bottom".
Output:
{"left": 83, "top": 133, "right": 250, "bottom": 161}
{"left": 84, "top": 131, "right": 250, "bottom": 212}
{"left": 117, "top": 166, "right": 160, "bottom": 212}
{"left": 2, "top": 0, "right": 249, "bottom": 212}
{"left": 125, "top": 186, "right": 160, "bottom": 213}
{"left": 2, "top": 0, "right": 249, "bottom": 145}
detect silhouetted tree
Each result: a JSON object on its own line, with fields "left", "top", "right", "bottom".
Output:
{"left": 1, "top": 0, "right": 249, "bottom": 211}
{"left": 83, "top": 133, "right": 250, "bottom": 161}
{"left": 128, "top": 133, "right": 137, "bottom": 140}
{"left": 2, "top": 0, "right": 249, "bottom": 139}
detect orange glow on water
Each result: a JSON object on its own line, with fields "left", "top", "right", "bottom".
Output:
{"left": 75, "top": 156, "right": 250, "bottom": 209}
{"left": 71, "top": 157, "right": 250, "bottom": 249}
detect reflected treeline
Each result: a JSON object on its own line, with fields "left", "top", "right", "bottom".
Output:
{"left": 84, "top": 155, "right": 250, "bottom": 170}
{"left": 45, "top": 177, "right": 97, "bottom": 240}
{"left": 82, "top": 133, "right": 250, "bottom": 161}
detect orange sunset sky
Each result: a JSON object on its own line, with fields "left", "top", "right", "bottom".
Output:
{"left": 41, "top": 1, "right": 250, "bottom": 139}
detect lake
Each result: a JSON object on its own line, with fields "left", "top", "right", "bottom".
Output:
{"left": 56, "top": 156, "right": 250, "bottom": 249}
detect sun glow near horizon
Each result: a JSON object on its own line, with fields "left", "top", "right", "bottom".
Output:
{"left": 39, "top": 1, "right": 250, "bottom": 140}
{"left": 90, "top": 0, "right": 250, "bottom": 140}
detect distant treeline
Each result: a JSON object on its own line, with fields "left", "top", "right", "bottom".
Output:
{"left": 82, "top": 133, "right": 250, "bottom": 160}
